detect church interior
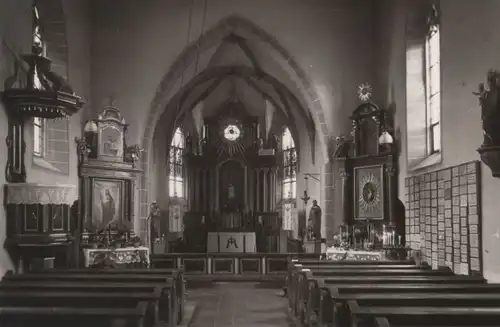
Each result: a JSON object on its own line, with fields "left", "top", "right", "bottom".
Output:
{"left": 3, "top": 0, "right": 500, "bottom": 326}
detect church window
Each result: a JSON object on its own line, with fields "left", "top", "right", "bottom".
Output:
{"left": 169, "top": 128, "right": 185, "bottom": 198}
{"left": 33, "top": 117, "right": 45, "bottom": 157}
{"left": 282, "top": 127, "right": 297, "bottom": 200}
{"left": 406, "top": 4, "right": 441, "bottom": 170}
{"left": 425, "top": 12, "right": 441, "bottom": 154}
{"left": 32, "top": 4, "right": 45, "bottom": 158}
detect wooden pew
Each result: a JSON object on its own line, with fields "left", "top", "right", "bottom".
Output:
{"left": 2, "top": 273, "right": 178, "bottom": 326}
{"left": 335, "top": 293, "right": 500, "bottom": 327}
{"left": 0, "top": 289, "right": 162, "bottom": 327}
{"left": 318, "top": 283, "right": 500, "bottom": 327}
{"left": 286, "top": 261, "right": 428, "bottom": 309}
{"left": 295, "top": 272, "right": 485, "bottom": 326}
{"left": 288, "top": 265, "right": 453, "bottom": 315}
{"left": 0, "top": 302, "right": 148, "bottom": 327}
{"left": 30, "top": 267, "right": 185, "bottom": 324}
{"left": 290, "top": 259, "right": 415, "bottom": 266}
{"left": 0, "top": 282, "right": 174, "bottom": 327}
{"left": 349, "top": 303, "right": 500, "bottom": 327}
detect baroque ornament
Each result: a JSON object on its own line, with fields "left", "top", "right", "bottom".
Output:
{"left": 474, "top": 70, "right": 500, "bottom": 177}
{"left": 357, "top": 83, "right": 373, "bottom": 102}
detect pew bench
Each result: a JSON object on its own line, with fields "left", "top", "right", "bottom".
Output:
{"left": 0, "top": 289, "right": 162, "bottom": 327}
{"left": 290, "top": 259, "right": 415, "bottom": 266}
{"left": 2, "top": 273, "right": 179, "bottom": 326}
{"left": 30, "top": 267, "right": 185, "bottom": 323}
{"left": 294, "top": 273, "right": 485, "bottom": 326}
{"left": 285, "top": 262, "right": 429, "bottom": 304}
{"left": 289, "top": 267, "right": 462, "bottom": 318}
{"left": 349, "top": 303, "right": 500, "bottom": 327}
{"left": 330, "top": 293, "right": 500, "bottom": 327}
{"left": 317, "top": 283, "right": 500, "bottom": 327}
{"left": 0, "top": 302, "right": 149, "bottom": 327}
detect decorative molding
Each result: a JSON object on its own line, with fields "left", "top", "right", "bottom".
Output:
{"left": 5, "top": 183, "right": 77, "bottom": 205}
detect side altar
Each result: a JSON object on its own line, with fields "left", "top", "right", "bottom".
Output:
{"left": 75, "top": 102, "right": 145, "bottom": 267}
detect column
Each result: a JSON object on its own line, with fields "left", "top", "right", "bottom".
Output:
{"left": 255, "top": 168, "right": 261, "bottom": 212}
{"left": 196, "top": 169, "right": 202, "bottom": 212}
{"left": 340, "top": 170, "right": 350, "bottom": 225}
{"left": 263, "top": 168, "right": 268, "bottom": 212}
{"left": 386, "top": 166, "right": 397, "bottom": 227}
{"left": 249, "top": 169, "right": 254, "bottom": 211}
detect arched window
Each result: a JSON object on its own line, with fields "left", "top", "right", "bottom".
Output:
{"left": 282, "top": 127, "right": 297, "bottom": 199}
{"left": 33, "top": 4, "right": 45, "bottom": 157}
{"left": 425, "top": 6, "right": 441, "bottom": 154}
{"left": 405, "top": 3, "right": 441, "bottom": 170}
{"left": 169, "top": 128, "right": 185, "bottom": 198}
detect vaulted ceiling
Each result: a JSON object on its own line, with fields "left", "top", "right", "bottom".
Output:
{"left": 154, "top": 27, "right": 317, "bottom": 156}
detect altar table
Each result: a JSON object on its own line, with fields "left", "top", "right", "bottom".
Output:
{"left": 207, "top": 232, "right": 256, "bottom": 253}
{"left": 326, "top": 247, "right": 385, "bottom": 261}
{"left": 83, "top": 246, "right": 150, "bottom": 268}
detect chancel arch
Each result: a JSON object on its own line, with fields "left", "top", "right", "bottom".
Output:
{"left": 141, "top": 15, "right": 331, "bottom": 244}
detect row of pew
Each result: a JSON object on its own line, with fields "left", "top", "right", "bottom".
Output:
{"left": 0, "top": 267, "right": 186, "bottom": 327}
{"left": 287, "top": 258, "right": 500, "bottom": 327}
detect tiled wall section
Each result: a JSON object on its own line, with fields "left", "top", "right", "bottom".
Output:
{"left": 405, "top": 161, "right": 482, "bottom": 276}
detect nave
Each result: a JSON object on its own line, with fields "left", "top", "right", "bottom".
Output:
{"left": 3, "top": 256, "right": 500, "bottom": 327}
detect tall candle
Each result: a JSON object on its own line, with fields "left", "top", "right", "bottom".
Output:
{"left": 398, "top": 235, "right": 402, "bottom": 246}
{"left": 392, "top": 231, "right": 395, "bottom": 246}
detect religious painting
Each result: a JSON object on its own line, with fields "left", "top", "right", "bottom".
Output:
{"left": 354, "top": 165, "right": 384, "bottom": 220}
{"left": 99, "top": 124, "right": 123, "bottom": 158}
{"left": 90, "top": 179, "right": 123, "bottom": 231}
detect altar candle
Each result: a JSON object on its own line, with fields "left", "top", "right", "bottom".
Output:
{"left": 392, "top": 231, "right": 395, "bottom": 246}
{"left": 398, "top": 235, "right": 402, "bottom": 246}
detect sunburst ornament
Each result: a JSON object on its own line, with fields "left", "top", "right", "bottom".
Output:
{"left": 358, "top": 173, "right": 381, "bottom": 214}
{"left": 357, "top": 83, "right": 373, "bottom": 102}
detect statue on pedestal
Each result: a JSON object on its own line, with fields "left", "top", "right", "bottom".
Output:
{"left": 306, "top": 200, "right": 322, "bottom": 241}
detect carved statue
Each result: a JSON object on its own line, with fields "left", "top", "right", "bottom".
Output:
{"left": 306, "top": 200, "right": 322, "bottom": 240}
{"left": 185, "top": 133, "right": 192, "bottom": 154}
{"left": 474, "top": 69, "right": 500, "bottom": 146}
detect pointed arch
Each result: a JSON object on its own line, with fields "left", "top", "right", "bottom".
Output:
{"left": 138, "top": 15, "right": 331, "bottom": 225}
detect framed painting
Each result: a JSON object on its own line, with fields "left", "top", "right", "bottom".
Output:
{"left": 88, "top": 178, "right": 125, "bottom": 231}
{"left": 353, "top": 165, "right": 384, "bottom": 220}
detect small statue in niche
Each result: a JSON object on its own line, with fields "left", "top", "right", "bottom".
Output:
{"left": 474, "top": 69, "right": 500, "bottom": 146}
{"left": 228, "top": 184, "right": 236, "bottom": 199}
{"left": 268, "top": 133, "right": 279, "bottom": 150}
{"left": 185, "top": 133, "right": 193, "bottom": 154}
{"left": 306, "top": 200, "right": 322, "bottom": 241}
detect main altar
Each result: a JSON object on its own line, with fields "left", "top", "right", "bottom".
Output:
{"left": 163, "top": 98, "right": 287, "bottom": 254}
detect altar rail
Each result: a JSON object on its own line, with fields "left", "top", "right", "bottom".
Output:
{"left": 150, "top": 253, "right": 318, "bottom": 275}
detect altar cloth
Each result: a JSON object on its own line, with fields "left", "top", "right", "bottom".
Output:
{"left": 325, "top": 247, "right": 385, "bottom": 261}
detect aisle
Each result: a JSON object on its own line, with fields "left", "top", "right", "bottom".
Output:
{"left": 187, "top": 283, "right": 293, "bottom": 327}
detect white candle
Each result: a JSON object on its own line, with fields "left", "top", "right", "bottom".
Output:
{"left": 398, "top": 235, "right": 402, "bottom": 246}
{"left": 392, "top": 231, "right": 395, "bottom": 246}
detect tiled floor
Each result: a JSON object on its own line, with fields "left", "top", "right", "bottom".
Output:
{"left": 187, "top": 283, "right": 294, "bottom": 327}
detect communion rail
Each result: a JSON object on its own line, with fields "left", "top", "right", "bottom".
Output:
{"left": 150, "top": 252, "right": 318, "bottom": 276}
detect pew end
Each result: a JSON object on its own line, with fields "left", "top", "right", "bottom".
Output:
{"left": 375, "top": 317, "right": 391, "bottom": 327}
